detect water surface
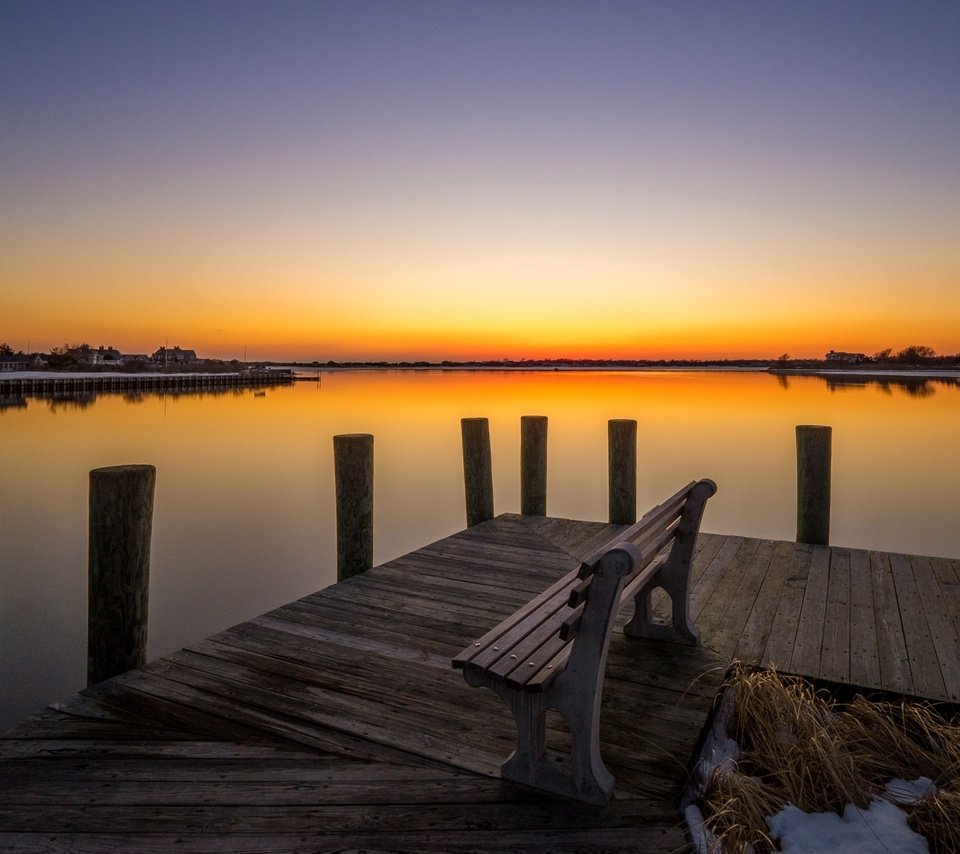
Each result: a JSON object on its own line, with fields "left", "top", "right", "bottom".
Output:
{"left": 2, "top": 369, "right": 958, "bottom": 729}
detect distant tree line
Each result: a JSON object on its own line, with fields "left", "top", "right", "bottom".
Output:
{"left": 775, "top": 345, "right": 959, "bottom": 369}
{"left": 300, "top": 357, "right": 776, "bottom": 370}
{"left": 874, "top": 345, "right": 938, "bottom": 363}
{"left": 5, "top": 342, "right": 959, "bottom": 371}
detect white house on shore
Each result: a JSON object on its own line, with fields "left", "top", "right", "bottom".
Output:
{"left": 825, "top": 350, "right": 866, "bottom": 363}
{"left": 151, "top": 346, "right": 198, "bottom": 364}
{"left": 0, "top": 354, "right": 37, "bottom": 371}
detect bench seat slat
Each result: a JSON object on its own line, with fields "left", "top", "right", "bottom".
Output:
{"left": 526, "top": 646, "right": 572, "bottom": 692}
{"left": 475, "top": 601, "right": 585, "bottom": 684}
{"left": 506, "top": 629, "right": 575, "bottom": 690}
{"left": 451, "top": 567, "right": 581, "bottom": 669}
{"left": 464, "top": 581, "right": 578, "bottom": 674}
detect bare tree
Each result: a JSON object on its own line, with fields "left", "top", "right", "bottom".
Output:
{"left": 896, "top": 345, "right": 936, "bottom": 363}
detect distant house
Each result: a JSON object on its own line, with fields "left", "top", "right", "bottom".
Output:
{"left": 120, "top": 354, "right": 150, "bottom": 365}
{"left": 96, "top": 346, "right": 124, "bottom": 364}
{"left": 825, "top": 350, "right": 866, "bottom": 364}
{"left": 152, "top": 346, "right": 198, "bottom": 364}
{"left": 0, "top": 354, "right": 32, "bottom": 371}
{"left": 67, "top": 345, "right": 104, "bottom": 365}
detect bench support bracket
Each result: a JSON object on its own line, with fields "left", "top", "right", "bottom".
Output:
{"left": 624, "top": 479, "right": 714, "bottom": 645}
{"left": 492, "top": 547, "right": 637, "bottom": 805}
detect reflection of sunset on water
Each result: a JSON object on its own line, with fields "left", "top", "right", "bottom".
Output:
{"left": 1, "top": 369, "right": 959, "bottom": 729}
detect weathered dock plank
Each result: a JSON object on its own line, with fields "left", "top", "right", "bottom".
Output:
{"left": 760, "top": 541, "right": 812, "bottom": 669}
{"left": 889, "top": 552, "right": 946, "bottom": 699}
{"left": 709, "top": 538, "right": 779, "bottom": 661}
{"left": 694, "top": 537, "right": 762, "bottom": 647}
{"left": 870, "top": 550, "right": 913, "bottom": 695}
{"left": 789, "top": 545, "right": 831, "bottom": 676}
{"left": 819, "top": 547, "right": 852, "bottom": 684}
{"left": 848, "top": 548, "right": 881, "bottom": 689}
{"left": 733, "top": 539, "right": 796, "bottom": 664}
{"left": 911, "top": 555, "right": 960, "bottom": 702}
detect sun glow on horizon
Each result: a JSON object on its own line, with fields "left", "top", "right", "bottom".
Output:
{"left": 2, "top": 2, "right": 959, "bottom": 362}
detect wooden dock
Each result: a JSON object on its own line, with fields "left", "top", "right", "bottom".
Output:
{"left": 0, "top": 370, "right": 293, "bottom": 398}
{"left": 2, "top": 515, "right": 959, "bottom": 851}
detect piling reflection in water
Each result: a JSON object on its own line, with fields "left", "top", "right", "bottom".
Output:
{"left": 1, "top": 368, "right": 959, "bottom": 730}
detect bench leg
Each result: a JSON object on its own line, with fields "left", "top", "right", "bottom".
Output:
{"left": 500, "top": 691, "right": 546, "bottom": 783}
{"left": 625, "top": 582, "right": 699, "bottom": 645}
{"left": 495, "top": 683, "right": 615, "bottom": 806}
{"left": 565, "top": 691, "right": 615, "bottom": 804}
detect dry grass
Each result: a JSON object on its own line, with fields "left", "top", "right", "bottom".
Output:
{"left": 907, "top": 789, "right": 960, "bottom": 854}
{"left": 766, "top": 723, "right": 871, "bottom": 812}
{"left": 833, "top": 696, "right": 959, "bottom": 787}
{"left": 700, "top": 764, "right": 785, "bottom": 854}
{"left": 727, "top": 662, "right": 827, "bottom": 754}
{"left": 724, "top": 662, "right": 870, "bottom": 812}
{"left": 694, "top": 662, "right": 960, "bottom": 851}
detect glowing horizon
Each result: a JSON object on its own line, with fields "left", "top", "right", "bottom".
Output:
{"left": 3, "top": 2, "right": 959, "bottom": 362}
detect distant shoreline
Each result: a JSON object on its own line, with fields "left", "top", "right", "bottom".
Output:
{"left": 282, "top": 362, "right": 960, "bottom": 380}
{"left": 287, "top": 364, "right": 768, "bottom": 374}
{"left": 770, "top": 368, "right": 960, "bottom": 380}
{"left": 5, "top": 365, "right": 960, "bottom": 381}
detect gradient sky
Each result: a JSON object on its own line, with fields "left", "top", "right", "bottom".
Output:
{"left": 2, "top": 1, "right": 959, "bottom": 361}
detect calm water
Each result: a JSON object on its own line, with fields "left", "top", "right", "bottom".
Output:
{"left": 2, "top": 369, "right": 959, "bottom": 729}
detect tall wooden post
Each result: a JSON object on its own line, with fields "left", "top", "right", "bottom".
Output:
{"left": 88, "top": 464, "right": 155, "bottom": 687}
{"left": 608, "top": 419, "right": 637, "bottom": 524}
{"left": 334, "top": 433, "right": 374, "bottom": 581}
{"left": 520, "top": 415, "right": 548, "bottom": 516}
{"left": 796, "top": 425, "right": 831, "bottom": 545}
{"left": 462, "top": 417, "right": 494, "bottom": 527}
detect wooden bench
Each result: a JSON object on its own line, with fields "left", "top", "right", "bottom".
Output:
{"left": 452, "top": 479, "right": 716, "bottom": 805}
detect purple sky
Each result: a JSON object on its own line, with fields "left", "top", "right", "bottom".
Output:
{"left": 3, "top": 1, "right": 959, "bottom": 359}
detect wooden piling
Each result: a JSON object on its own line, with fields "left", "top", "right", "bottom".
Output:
{"left": 608, "top": 419, "right": 637, "bottom": 524}
{"left": 334, "top": 433, "right": 374, "bottom": 581}
{"left": 88, "top": 464, "right": 155, "bottom": 687}
{"left": 520, "top": 415, "right": 548, "bottom": 516}
{"left": 462, "top": 417, "right": 494, "bottom": 527}
{"left": 796, "top": 425, "right": 831, "bottom": 545}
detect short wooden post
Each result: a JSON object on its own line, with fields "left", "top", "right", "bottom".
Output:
{"left": 608, "top": 419, "right": 637, "bottom": 524}
{"left": 796, "top": 425, "right": 831, "bottom": 545}
{"left": 88, "top": 464, "right": 155, "bottom": 687}
{"left": 462, "top": 417, "right": 494, "bottom": 527}
{"left": 334, "top": 433, "right": 374, "bottom": 581}
{"left": 520, "top": 415, "right": 548, "bottom": 516}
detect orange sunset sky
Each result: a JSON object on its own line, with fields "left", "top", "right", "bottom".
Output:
{"left": 2, "top": 2, "right": 959, "bottom": 362}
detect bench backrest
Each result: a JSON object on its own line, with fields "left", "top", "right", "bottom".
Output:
{"left": 453, "top": 479, "right": 716, "bottom": 693}
{"left": 570, "top": 477, "right": 716, "bottom": 641}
